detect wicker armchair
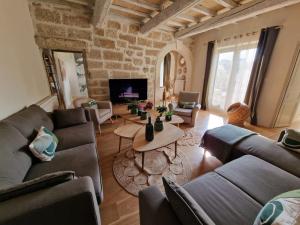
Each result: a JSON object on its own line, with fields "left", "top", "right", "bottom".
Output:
{"left": 168, "top": 91, "right": 201, "bottom": 127}
{"left": 73, "top": 97, "right": 113, "bottom": 133}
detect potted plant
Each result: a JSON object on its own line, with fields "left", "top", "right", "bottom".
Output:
{"left": 156, "top": 105, "right": 168, "bottom": 116}
{"left": 165, "top": 111, "right": 173, "bottom": 122}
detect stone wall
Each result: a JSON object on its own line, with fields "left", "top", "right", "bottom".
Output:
{"left": 28, "top": 1, "right": 174, "bottom": 101}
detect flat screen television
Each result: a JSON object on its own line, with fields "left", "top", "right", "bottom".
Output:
{"left": 109, "top": 79, "right": 147, "bottom": 104}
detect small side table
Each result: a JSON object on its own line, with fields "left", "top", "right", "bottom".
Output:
{"left": 114, "top": 124, "right": 143, "bottom": 154}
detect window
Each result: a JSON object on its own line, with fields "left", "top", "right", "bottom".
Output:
{"left": 208, "top": 37, "right": 258, "bottom": 112}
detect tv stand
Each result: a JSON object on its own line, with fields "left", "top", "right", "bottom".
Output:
{"left": 112, "top": 104, "right": 129, "bottom": 116}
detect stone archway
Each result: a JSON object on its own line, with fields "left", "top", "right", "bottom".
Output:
{"left": 154, "top": 40, "right": 193, "bottom": 105}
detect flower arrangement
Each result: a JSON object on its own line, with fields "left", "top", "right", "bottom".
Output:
{"left": 143, "top": 101, "right": 153, "bottom": 111}
{"left": 165, "top": 111, "right": 173, "bottom": 121}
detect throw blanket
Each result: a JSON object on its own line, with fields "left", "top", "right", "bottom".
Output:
{"left": 201, "top": 124, "right": 257, "bottom": 163}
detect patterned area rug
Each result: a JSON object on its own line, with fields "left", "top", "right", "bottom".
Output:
{"left": 112, "top": 128, "right": 203, "bottom": 196}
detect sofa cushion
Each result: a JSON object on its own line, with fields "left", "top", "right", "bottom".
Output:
{"left": 0, "top": 171, "right": 75, "bottom": 202}
{"left": 0, "top": 122, "right": 32, "bottom": 189}
{"left": 3, "top": 105, "right": 54, "bottom": 141}
{"left": 53, "top": 108, "right": 87, "bottom": 129}
{"left": 29, "top": 126, "right": 59, "bottom": 161}
{"left": 215, "top": 155, "right": 300, "bottom": 205}
{"left": 24, "top": 143, "right": 102, "bottom": 202}
{"left": 174, "top": 108, "right": 192, "bottom": 117}
{"left": 162, "top": 177, "right": 215, "bottom": 225}
{"left": 54, "top": 122, "right": 95, "bottom": 151}
{"left": 98, "top": 109, "right": 111, "bottom": 118}
{"left": 234, "top": 135, "right": 300, "bottom": 177}
{"left": 184, "top": 172, "right": 262, "bottom": 225}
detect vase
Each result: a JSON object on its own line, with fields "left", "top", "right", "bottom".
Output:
{"left": 145, "top": 117, "right": 154, "bottom": 141}
{"left": 165, "top": 114, "right": 172, "bottom": 121}
{"left": 140, "top": 111, "right": 147, "bottom": 120}
{"left": 154, "top": 116, "right": 163, "bottom": 132}
{"left": 138, "top": 110, "right": 142, "bottom": 116}
{"left": 131, "top": 107, "right": 138, "bottom": 115}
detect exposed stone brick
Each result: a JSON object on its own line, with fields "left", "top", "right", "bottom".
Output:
{"left": 67, "top": 28, "right": 91, "bottom": 40}
{"left": 129, "top": 24, "right": 139, "bottom": 34}
{"left": 104, "top": 62, "right": 122, "bottom": 69}
{"left": 119, "top": 34, "right": 136, "bottom": 44}
{"left": 35, "top": 36, "right": 86, "bottom": 51}
{"left": 148, "top": 31, "right": 161, "bottom": 40}
{"left": 131, "top": 72, "right": 147, "bottom": 78}
{"left": 105, "top": 29, "right": 118, "bottom": 39}
{"left": 107, "top": 20, "right": 121, "bottom": 30}
{"left": 94, "top": 38, "right": 115, "bottom": 49}
{"left": 125, "top": 58, "right": 132, "bottom": 62}
{"left": 153, "top": 41, "right": 166, "bottom": 49}
{"left": 36, "top": 23, "right": 65, "bottom": 38}
{"left": 122, "top": 24, "right": 128, "bottom": 33}
{"left": 111, "top": 71, "right": 131, "bottom": 78}
{"left": 87, "top": 60, "right": 103, "bottom": 69}
{"left": 117, "top": 40, "right": 127, "bottom": 48}
{"left": 138, "top": 37, "right": 152, "bottom": 47}
{"left": 161, "top": 33, "right": 173, "bottom": 42}
{"left": 145, "top": 57, "right": 151, "bottom": 65}
{"left": 133, "top": 58, "right": 143, "bottom": 66}
{"left": 143, "top": 67, "right": 149, "bottom": 73}
{"left": 90, "top": 70, "right": 109, "bottom": 79}
{"left": 146, "top": 49, "right": 159, "bottom": 56}
{"left": 125, "top": 50, "right": 134, "bottom": 57}
{"left": 129, "top": 45, "right": 143, "bottom": 51}
{"left": 123, "top": 63, "right": 139, "bottom": 71}
{"left": 35, "top": 7, "right": 61, "bottom": 24}
{"left": 62, "top": 14, "right": 90, "bottom": 28}
{"left": 95, "top": 28, "right": 104, "bottom": 36}
{"left": 89, "top": 87, "right": 108, "bottom": 95}
{"left": 87, "top": 49, "right": 102, "bottom": 59}
{"left": 87, "top": 79, "right": 100, "bottom": 87}
{"left": 103, "top": 50, "right": 123, "bottom": 61}
{"left": 91, "top": 95, "right": 109, "bottom": 101}
{"left": 136, "top": 51, "right": 143, "bottom": 57}
{"left": 100, "top": 80, "right": 109, "bottom": 87}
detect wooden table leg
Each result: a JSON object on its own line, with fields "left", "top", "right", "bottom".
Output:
{"left": 118, "top": 136, "right": 122, "bottom": 153}
{"left": 142, "top": 152, "right": 145, "bottom": 172}
{"left": 175, "top": 141, "right": 178, "bottom": 158}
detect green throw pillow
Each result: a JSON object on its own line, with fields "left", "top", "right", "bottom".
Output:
{"left": 179, "top": 101, "right": 196, "bottom": 109}
{"left": 278, "top": 129, "right": 300, "bottom": 153}
{"left": 253, "top": 189, "right": 300, "bottom": 225}
{"left": 29, "top": 126, "right": 58, "bottom": 161}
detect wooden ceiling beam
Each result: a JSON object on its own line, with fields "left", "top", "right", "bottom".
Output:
{"left": 175, "top": 0, "right": 300, "bottom": 39}
{"left": 119, "top": 0, "right": 160, "bottom": 11}
{"left": 191, "top": 5, "right": 217, "bottom": 16}
{"left": 92, "top": 0, "right": 112, "bottom": 27}
{"left": 140, "top": 0, "right": 203, "bottom": 34}
{"left": 176, "top": 14, "right": 197, "bottom": 23}
{"left": 167, "top": 20, "right": 185, "bottom": 27}
{"left": 214, "top": 0, "right": 238, "bottom": 8}
{"left": 110, "top": 4, "right": 150, "bottom": 17}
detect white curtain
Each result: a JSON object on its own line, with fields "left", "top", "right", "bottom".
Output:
{"left": 207, "top": 32, "right": 259, "bottom": 113}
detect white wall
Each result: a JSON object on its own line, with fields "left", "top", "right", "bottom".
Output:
{"left": 0, "top": 0, "right": 50, "bottom": 119}
{"left": 191, "top": 3, "right": 300, "bottom": 127}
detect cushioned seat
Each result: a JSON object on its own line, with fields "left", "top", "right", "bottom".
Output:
{"left": 183, "top": 172, "right": 262, "bottom": 225}
{"left": 215, "top": 155, "right": 300, "bottom": 205}
{"left": 98, "top": 109, "right": 111, "bottom": 118}
{"left": 173, "top": 108, "right": 192, "bottom": 117}
{"left": 54, "top": 122, "right": 96, "bottom": 151}
{"left": 24, "top": 144, "right": 102, "bottom": 202}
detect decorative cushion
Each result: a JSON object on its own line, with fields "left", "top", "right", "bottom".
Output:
{"left": 174, "top": 108, "right": 193, "bottom": 117}
{"left": 179, "top": 101, "right": 196, "bottom": 109}
{"left": 162, "top": 177, "right": 215, "bottom": 225}
{"left": 0, "top": 171, "right": 75, "bottom": 202}
{"left": 253, "top": 189, "right": 300, "bottom": 225}
{"left": 278, "top": 129, "right": 300, "bottom": 153}
{"left": 29, "top": 126, "right": 58, "bottom": 161}
{"left": 53, "top": 108, "right": 87, "bottom": 129}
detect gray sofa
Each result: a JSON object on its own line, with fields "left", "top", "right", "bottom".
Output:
{"left": 139, "top": 125, "right": 300, "bottom": 225}
{"left": 0, "top": 105, "right": 102, "bottom": 225}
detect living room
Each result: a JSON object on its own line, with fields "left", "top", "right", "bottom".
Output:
{"left": 0, "top": 0, "right": 300, "bottom": 225}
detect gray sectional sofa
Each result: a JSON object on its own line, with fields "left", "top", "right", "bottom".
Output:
{"left": 0, "top": 105, "right": 102, "bottom": 225}
{"left": 139, "top": 125, "right": 300, "bottom": 225}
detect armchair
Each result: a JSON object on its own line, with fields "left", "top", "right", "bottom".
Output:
{"left": 168, "top": 91, "right": 201, "bottom": 126}
{"left": 73, "top": 97, "right": 113, "bottom": 133}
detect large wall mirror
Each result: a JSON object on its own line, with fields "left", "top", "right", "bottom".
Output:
{"left": 42, "top": 49, "right": 89, "bottom": 109}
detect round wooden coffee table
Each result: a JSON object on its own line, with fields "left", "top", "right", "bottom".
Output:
{"left": 121, "top": 112, "right": 184, "bottom": 127}
{"left": 114, "top": 124, "right": 143, "bottom": 153}
{"left": 132, "top": 123, "right": 184, "bottom": 173}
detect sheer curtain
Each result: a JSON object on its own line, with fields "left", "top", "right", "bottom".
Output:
{"left": 207, "top": 32, "right": 259, "bottom": 113}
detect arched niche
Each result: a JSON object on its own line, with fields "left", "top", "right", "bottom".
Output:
{"left": 154, "top": 40, "right": 193, "bottom": 105}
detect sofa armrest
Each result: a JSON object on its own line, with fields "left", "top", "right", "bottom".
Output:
{"left": 193, "top": 103, "right": 201, "bottom": 111}
{"left": 168, "top": 102, "right": 178, "bottom": 111}
{"left": 96, "top": 101, "right": 112, "bottom": 110}
{"left": 139, "top": 186, "right": 181, "bottom": 225}
{"left": 0, "top": 177, "right": 100, "bottom": 225}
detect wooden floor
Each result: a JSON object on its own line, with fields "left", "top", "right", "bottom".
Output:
{"left": 97, "top": 110, "right": 299, "bottom": 225}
